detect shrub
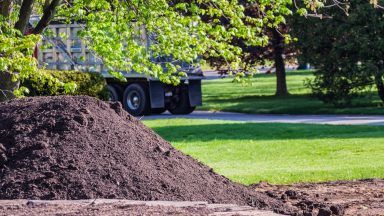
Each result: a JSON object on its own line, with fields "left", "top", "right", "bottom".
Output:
{"left": 291, "top": 0, "right": 384, "bottom": 105}
{"left": 20, "top": 70, "right": 109, "bottom": 100}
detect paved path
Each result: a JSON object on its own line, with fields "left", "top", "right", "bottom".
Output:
{"left": 144, "top": 111, "right": 384, "bottom": 126}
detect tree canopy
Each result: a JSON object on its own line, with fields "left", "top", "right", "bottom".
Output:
{"left": 1, "top": 1, "right": 329, "bottom": 75}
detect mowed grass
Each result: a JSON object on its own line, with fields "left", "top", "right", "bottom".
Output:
{"left": 144, "top": 119, "right": 384, "bottom": 185}
{"left": 201, "top": 70, "right": 384, "bottom": 115}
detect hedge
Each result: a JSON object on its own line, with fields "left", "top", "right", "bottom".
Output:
{"left": 21, "top": 70, "right": 109, "bottom": 100}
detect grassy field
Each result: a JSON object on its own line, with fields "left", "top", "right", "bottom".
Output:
{"left": 144, "top": 119, "right": 384, "bottom": 185}
{"left": 201, "top": 70, "right": 384, "bottom": 115}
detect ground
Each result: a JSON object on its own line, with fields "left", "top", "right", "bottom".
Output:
{"left": 254, "top": 179, "right": 384, "bottom": 216}
{"left": 142, "top": 71, "right": 384, "bottom": 215}
{"left": 0, "top": 200, "right": 279, "bottom": 216}
{"left": 3, "top": 70, "right": 384, "bottom": 215}
{"left": 200, "top": 70, "right": 384, "bottom": 115}
{"left": 144, "top": 119, "right": 384, "bottom": 184}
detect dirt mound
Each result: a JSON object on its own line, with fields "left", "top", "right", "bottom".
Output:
{"left": 0, "top": 96, "right": 290, "bottom": 213}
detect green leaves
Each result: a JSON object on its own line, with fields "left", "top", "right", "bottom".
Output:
{"left": 109, "top": 71, "right": 127, "bottom": 82}
{"left": 56, "top": 0, "right": 299, "bottom": 83}
{"left": 0, "top": 20, "right": 40, "bottom": 80}
{"left": 1, "top": 0, "right": 328, "bottom": 93}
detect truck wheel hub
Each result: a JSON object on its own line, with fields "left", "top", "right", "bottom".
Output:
{"left": 127, "top": 92, "right": 140, "bottom": 110}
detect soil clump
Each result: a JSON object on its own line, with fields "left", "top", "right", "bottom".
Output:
{"left": 253, "top": 179, "right": 384, "bottom": 215}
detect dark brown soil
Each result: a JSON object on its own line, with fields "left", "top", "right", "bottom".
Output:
{"left": 0, "top": 96, "right": 291, "bottom": 214}
{"left": 253, "top": 179, "right": 384, "bottom": 216}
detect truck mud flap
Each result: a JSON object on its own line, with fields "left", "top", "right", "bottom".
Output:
{"left": 188, "top": 80, "right": 202, "bottom": 107}
{"left": 149, "top": 81, "right": 165, "bottom": 108}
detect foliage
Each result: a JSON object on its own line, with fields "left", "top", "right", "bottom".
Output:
{"left": 0, "top": 17, "right": 76, "bottom": 99}
{"left": 205, "top": 7, "right": 296, "bottom": 72}
{"left": 0, "top": 18, "right": 39, "bottom": 85}
{"left": 2, "top": 0, "right": 375, "bottom": 100}
{"left": 291, "top": 0, "right": 384, "bottom": 105}
{"left": 145, "top": 118, "right": 384, "bottom": 184}
{"left": 20, "top": 70, "right": 109, "bottom": 100}
{"left": 58, "top": 0, "right": 292, "bottom": 84}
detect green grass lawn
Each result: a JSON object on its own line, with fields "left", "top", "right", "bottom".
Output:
{"left": 201, "top": 70, "right": 384, "bottom": 115}
{"left": 144, "top": 119, "right": 384, "bottom": 185}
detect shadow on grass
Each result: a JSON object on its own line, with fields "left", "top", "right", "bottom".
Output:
{"left": 205, "top": 93, "right": 315, "bottom": 101}
{"left": 203, "top": 93, "right": 384, "bottom": 115}
{"left": 151, "top": 122, "right": 384, "bottom": 142}
{"left": 255, "top": 70, "right": 315, "bottom": 78}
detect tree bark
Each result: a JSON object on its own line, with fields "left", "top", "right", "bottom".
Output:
{"left": 15, "top": 0, "right": 36, "bottom": 33}
{"left": 375, "top": 74, "right": 384, "bottom": 102}
{"left": 272, "top": 28, "right": 289, "bottom": 97}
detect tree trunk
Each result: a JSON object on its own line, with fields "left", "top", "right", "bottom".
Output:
{"left": 15, "top": 0, "right": 36, "bottom": 33}
{"left": 0, "top": 0, "right": 13, "bottom": 18}
{"left": 375, "top": 74, "right": 384, "bottom": 102}
{"left": 272, "top": 28, "right": 289, "bottom": 97}
{"left": 0, "top": 72, "right": 20, "bottom": 102}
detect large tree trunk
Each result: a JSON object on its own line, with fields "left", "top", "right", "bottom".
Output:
{"left": 272, "top": 28, "right": 289, "bottom": 97}
{"left": 375, "top": 74, "right": 384, "bottom": 102}
{"left": 0, "top": 72, "right": 20, "bottom": 102}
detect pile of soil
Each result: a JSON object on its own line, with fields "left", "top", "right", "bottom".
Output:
{"left": 0, "top": 96, "right": 290, "bottom": 214}
{"left": 253, "top": 179, "right": 384, "bottom": 215}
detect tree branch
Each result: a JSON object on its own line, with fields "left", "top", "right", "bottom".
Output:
{"left": 44, "top": 0, "right": 51, "bottom": 11}
{"left": 32, "top": 0, "right": 61, "bottom": 34}
{"left": 15, "top": 0, "right": 36, "bottom": 33}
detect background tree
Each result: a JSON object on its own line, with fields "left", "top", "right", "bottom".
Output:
{"left": 205, "top": 2, "right": 298, "bottom": 97}
{"left": 270, "top": 26, "right": 294, "bottom": 97}
{"left": 291, "top": 0, "right": 384, "bottom": 105}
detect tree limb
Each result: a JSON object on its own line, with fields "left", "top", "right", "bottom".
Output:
{"left": 32, "top": 0, "right": 61, "bottom": 34}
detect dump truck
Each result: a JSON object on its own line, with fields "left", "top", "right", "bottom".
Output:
{"left": 36, "top": 21, "right": 203, "bottom": 116}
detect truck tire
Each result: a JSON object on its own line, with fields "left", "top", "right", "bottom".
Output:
{"left": 107, "top": 85, "right": 120, "bottom": 102}
{"left": 168, "top": 91, "right": 196, "bottom": 115}
{"left": 151, "top": 108, "right": 167, "bottom": 115}
{"left": 123, "top": 84, "right": 150, "bottom": 116}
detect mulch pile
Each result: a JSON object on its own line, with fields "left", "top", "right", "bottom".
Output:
{"left": 0, "top": 96, "right": 293, "bottom": 214}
